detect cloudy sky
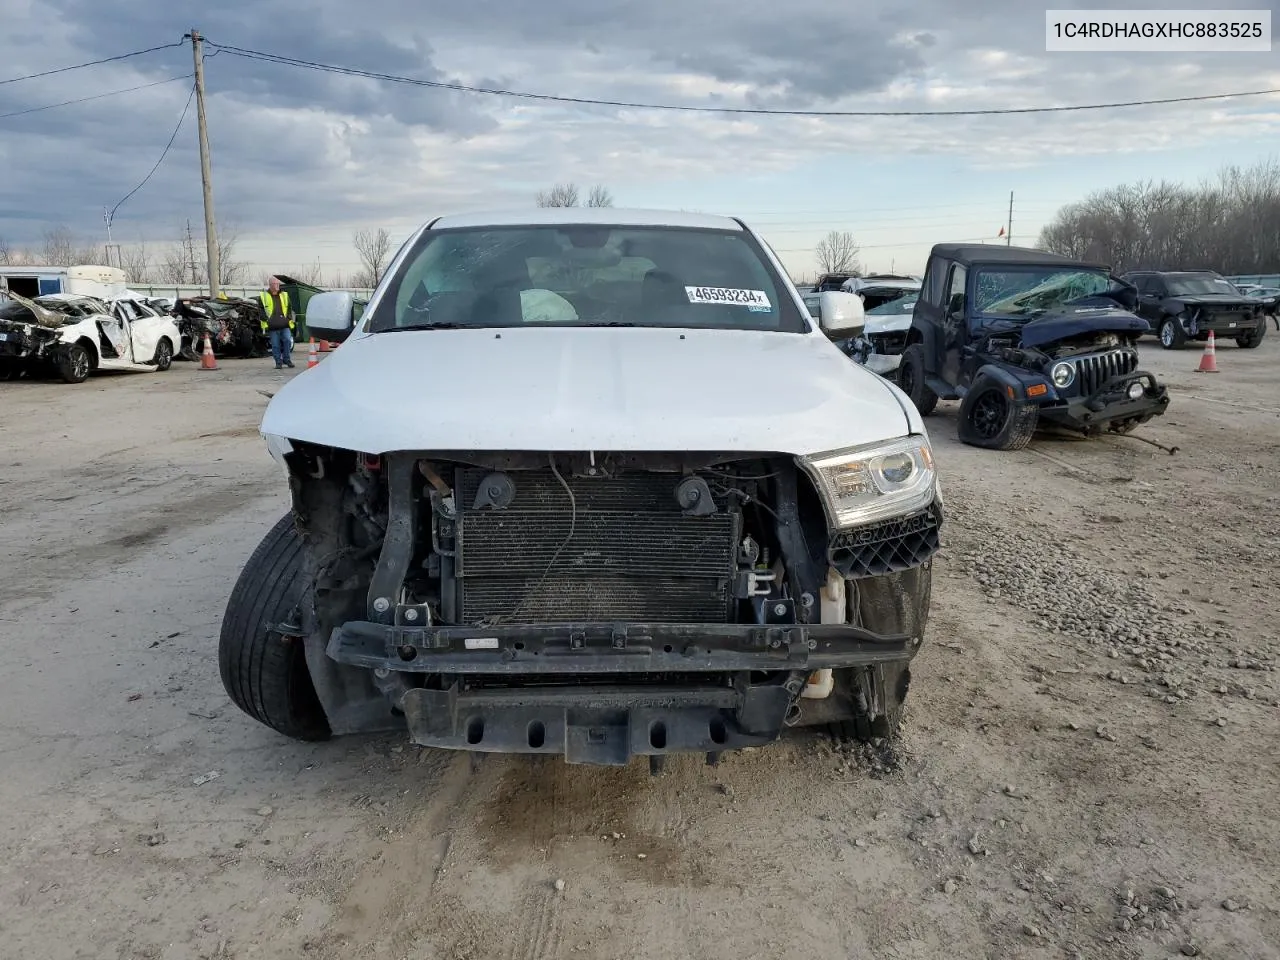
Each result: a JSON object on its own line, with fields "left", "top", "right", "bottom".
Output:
{"left": 1, "top": 0, "right": 1277, "bottom": 284}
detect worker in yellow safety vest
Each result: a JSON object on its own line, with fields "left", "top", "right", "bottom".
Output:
{"left": 259, "top": 276, "right": 296, "bottom": 369}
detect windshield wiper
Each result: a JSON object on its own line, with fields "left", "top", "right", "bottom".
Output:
{"left": 575, "top": 321, "right": 638, "bottom": 327}
{"left": 383, "top": 321, "right": 470, "bottom": 331}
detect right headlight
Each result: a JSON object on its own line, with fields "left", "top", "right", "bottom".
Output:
{"left": 798, "top": 436, "right": 938, "bottom": 529}
{"left": 1051, "top": 361, "right": 1075, "bottom": 388}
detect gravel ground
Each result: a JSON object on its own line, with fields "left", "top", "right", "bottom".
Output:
{"left": 0, "top": 336, "right": 1277, "bottom": 960}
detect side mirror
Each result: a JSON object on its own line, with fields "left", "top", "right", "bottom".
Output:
{"left": 304, "top": 290, "right": 357, "bottom": 343}
{"left": 817, "top": 291, "right": 865, "bottom": 337}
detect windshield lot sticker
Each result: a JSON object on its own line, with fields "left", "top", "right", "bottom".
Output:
{"left": 685, "top": 286, "right": 771, "bottom": 308}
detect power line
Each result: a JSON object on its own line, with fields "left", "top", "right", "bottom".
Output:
{"left": 0, "top": 40, "right": 187, "bottom": 86}
{"left": 107, "top": 83, "right": 197, "bottom": 225}
{"left": 206, "top": 39, "right": 1280, "bottom": 117}
{"left": 0, "top": 74, "right": 192, "bottom": 121}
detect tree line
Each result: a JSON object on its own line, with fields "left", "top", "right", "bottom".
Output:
{"left": 1037, "top": 159, "right": 1280, "bottom": 274}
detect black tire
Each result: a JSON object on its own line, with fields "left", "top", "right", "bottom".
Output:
{"left": 958, "top": 380, "right": 1038, "bottom": 450}
{"left": 152, "top": 338, "right": 174, "bottom": 371}
{"left": 1158, "top": 317, "right": 1186, "bottom": 350}
{"left": 219, "top": 513, "right": 330, "bottom": 741}
{"left": 828, "top": 565, "right": 931, "bottom": 743}
{"left": 57, "top": 343, "right": 91, "bottom": 384}
{"left": 898, "top": 343, "right": 938, "bottom": 416}
{"left": 1236, "top": 324, "right": 1265, "bottom": 349}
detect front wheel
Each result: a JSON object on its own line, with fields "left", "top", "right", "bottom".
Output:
{"left": 219, "top": 513, "right": 331, "bottom": 741}
{"left": 1236, "top": 324, "right": 1265, "bottom": 349}
{"left": 898, "top": 344, "right": 938, "bottom": 416}
{"left": 957, "top": 381, "right": 1038, "bottom": 450}
{"left": 57, "top": 343, "right": 91, "bottom": 384}
{"left": 152, "top": 338, "right": 174, "bottom": 371}
{"left": 1159, "top": 317, "right": 1186, "bottom": 349}
{"left": 828, "top": 565, "right": 931, "bottom": 743}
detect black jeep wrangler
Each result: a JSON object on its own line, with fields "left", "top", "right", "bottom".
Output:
{"left": 896, "top": 244, "right": 1171, "bottom": 451}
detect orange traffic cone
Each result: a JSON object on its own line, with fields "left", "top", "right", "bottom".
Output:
{"left": 1196, "top": 330, "right": 1218, "bottom": 372}
{"left": 199, "top": 332, "right": 219, "bottom": 371}
{"left": 318, "top": 339, "right": 331, "bottom": 353}
{"left": 306, "top": 338, "right": 320, "bottom": 369}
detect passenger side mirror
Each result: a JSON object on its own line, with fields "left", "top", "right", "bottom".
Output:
{"left": 817, "top": 291, "right": 865, "bottom": 337}
{"left": 304, "top": 291, "right": 358, "bottom": 343}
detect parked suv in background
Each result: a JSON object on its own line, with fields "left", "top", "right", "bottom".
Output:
{"left": 1121, "top": 270, "right": 1266, "bottom": 349}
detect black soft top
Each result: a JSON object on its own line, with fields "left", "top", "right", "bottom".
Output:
{"left": 930, "top": 243, "right": 1110, "bottom": 272}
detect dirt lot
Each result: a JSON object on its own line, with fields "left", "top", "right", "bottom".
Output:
{"left": 1, "top": 336, "right": 1278, "bottom": 960}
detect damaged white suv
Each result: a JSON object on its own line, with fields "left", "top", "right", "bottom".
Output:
{"left": 220, "top": 209, "right": 942, "bottom": 770}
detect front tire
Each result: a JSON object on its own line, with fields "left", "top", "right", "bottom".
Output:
{"left": 898, "top": 344, "right": 938, "bottom": 416}
{"left": 152, "top": 338, "right": 174, "bottom": 371}
{"left": 1158, "top": 317, "right": 1186, "bottom": 350}
{"left": 57, "top": 343, "right": 91, "bottom": 384}
{"left": 219, "top": 513, "right": 331, "bottom": 741}
{"left": 1236, "top": 324, "right": 1265, "bottom": 349}
{"left": 958, "top": 381, "right": 1038, "bottom": 450}
{"left": 828, "top": 565, "right": 931, "bottom": 743}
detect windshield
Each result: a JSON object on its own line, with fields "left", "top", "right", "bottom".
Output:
{"left": 1166, "top": 276, "right": 1239, "bottom": 296}
{"left": 975, "top": 267, "right": 1112, "bottom": 318}
{"left": 368, "top": 224, "right": 807, "bottom": 333}
{"left": 866, "top": 296, "right": 917, "bottom": 316}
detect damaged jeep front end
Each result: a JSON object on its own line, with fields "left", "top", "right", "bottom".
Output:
{"left": 278, "top": 443, "right": 941, "bottom": 765}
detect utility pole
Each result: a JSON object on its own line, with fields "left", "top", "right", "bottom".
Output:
{"left": 1007, "top": 191, "right": 1014, "bottom": 246}
{"left": 190, "top": 29, "right": 221, "bottom": 298}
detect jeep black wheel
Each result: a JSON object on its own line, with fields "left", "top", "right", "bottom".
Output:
{"left": 1158, "top": 317, "right": 1186, "bottom": 349}
{"left": 898, "top": 344, "right": 938, "bottom": 416}
{"left": 219, "top": 512, "right": 331, "bottom": 742}
{"left": 958, "top": 382, "right": 1038, "bottom": 451}
{"left": 57, "top": 343, "right": 91, "bottom": 384}
{"left": 1236, "top": 324, "right": 1265, "bottom": 349}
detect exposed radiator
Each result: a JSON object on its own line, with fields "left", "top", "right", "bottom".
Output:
{"left": 454, "top": 469, "right": 739, "bottom": 624}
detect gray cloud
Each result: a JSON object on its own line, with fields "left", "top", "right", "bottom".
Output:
{"left": 1, "top": 0, "right": 1277, "bottom": 265}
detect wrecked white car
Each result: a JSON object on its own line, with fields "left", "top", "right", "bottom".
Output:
{"left": 807, "top": 280, "right": 920, "bottom": 382}
{"left": 219, "top": 209, "right": 943, "bottom": 771}
{"left": 0, "top": 292, "right": 179, "bottom": 383}
{"left": 845, "top": 289, "right": 920, "bottom": 379}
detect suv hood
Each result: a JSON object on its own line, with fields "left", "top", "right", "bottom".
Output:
{"left": 261, "top": 327, "right": 913, "bottom": 455}
{"left": 1016, "top": 304, "right": 1150, "bottom": 348}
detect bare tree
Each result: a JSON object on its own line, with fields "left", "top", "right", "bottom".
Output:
{"left": 536, "top": 183, "right": 581, "bottom": 207}
{"left": 119, "top": 243, "right": 151, "bottom": 284}
{"left": 0, "top": 236, "right": 12, "bottom": 266}
{"left": 215, "top": 228, "right": 248, "bottom": 286}
{"left": 353, "top": 228, "right": 393, "bottom": 287}
{"left": 814, "top": 230, "right": 862, "bottom": 275}
{"left": 41, "top": 226, "right": 77, "bottom": 266}
{"left": 292, "top": 259, "right": 325, "bottom": 286}
{"left": 535, "top": 183, "right": 614, "bottom": 208}
{"left": 1038, "top": 158, "right": 1280, "bottom": 275}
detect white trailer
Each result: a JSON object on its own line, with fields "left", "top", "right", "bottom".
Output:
{"left": 0, "top": 265, "right": 128, "bottom": 301}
